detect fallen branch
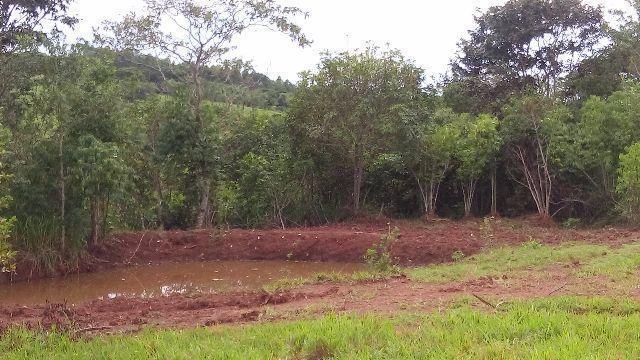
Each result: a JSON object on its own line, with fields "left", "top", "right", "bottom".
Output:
{"left": 472, "top": 293, "right": 497, "bottom": 309}
{"left": 126, "top": 232, "right": 146, "bottom": 265}
{"left": 547, "top": 283, "right": 567, "bottom": 296}
{"left": 73, "top": 326, "right": 113, "bottom": 335}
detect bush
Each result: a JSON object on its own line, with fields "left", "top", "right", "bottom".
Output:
{"left": 451, "top": 250, "right": 465, "bottom": 262}
{"left": 364, "top": 226, "right": 400, "bottom": 273}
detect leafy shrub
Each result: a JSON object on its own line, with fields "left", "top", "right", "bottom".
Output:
{"left": 451, "top": 250, "right": 465, "bottom": 262}
{"left": 364, "top": 226, "right": 399, "bottom": 273}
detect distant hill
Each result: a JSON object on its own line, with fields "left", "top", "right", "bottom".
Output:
{"left": 112, "top": 51, "right": 296, "bottom": 111}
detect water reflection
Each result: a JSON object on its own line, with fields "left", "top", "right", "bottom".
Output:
{"left": 0, "top": 260, "right": 364, "bottom": 305}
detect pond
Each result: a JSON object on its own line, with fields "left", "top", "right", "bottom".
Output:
{"left": 0, "top": 260, "right": 366, "bottom": 305}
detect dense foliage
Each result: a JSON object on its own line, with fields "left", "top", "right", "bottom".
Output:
{"left": 2, "top": 0, "right": 640, "bottom": 269}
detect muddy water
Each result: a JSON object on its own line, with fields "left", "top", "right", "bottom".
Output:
{"left": 0, "top": 261, "right": 365, "bottom": 305}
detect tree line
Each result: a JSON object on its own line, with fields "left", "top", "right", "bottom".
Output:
{"left": 1, "top": 0, "right": 640, "bottom": 271}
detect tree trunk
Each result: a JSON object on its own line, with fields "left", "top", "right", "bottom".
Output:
{"left": 462, "top": 179, "right": 477, "bottom": 218}
{"left": 58, "top": 136, "right": 66, "bottom": 253}
{"left": 154, "top": 172, "right": 164, "bottom": 229}
{"left": 101, "top": 196, "right": 110, "bottom": 240}
{"left": 149, "top": 117, "right": 165, "bottom": 229}
{"left": 191, "top": 61, "right": 212, "bottom": 229}
{"left": 425, "top": 178, "right": 439, "bottom": 219}
{"left": 191, "top": 63, "right": 204, "bottom": 129}
{"left": 490, "top": 166, "right": 498, "bottom": 216}
{"left": 352, "top": 156, "right": 364, "bottom": 215}
{"left": 513, "top": 143, "right": 552, "bottom": 218}
{"left": 196, "top": 178, "right": 211, "bottom": 229}
{"left": 90, "top": 199, "right": 102, "bottom": 247}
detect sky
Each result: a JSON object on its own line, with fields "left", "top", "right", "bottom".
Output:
{"left": 67, "top": 0, "right": 633, "bottom": 82}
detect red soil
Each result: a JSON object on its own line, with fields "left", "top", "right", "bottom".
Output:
{"left": 2, "top": 217, "right": 640, "bottom": 334}
{"left": 99, "top": 220, "right": 489, "bottom": 267}
{"left": 0, "top": 267, "right": 630, "bottom": 335}
{"left": 96, "top": 217, "right": 640, "bottom": 267}
{"left": 6, "top": 217, "right": 640, "bottom": 283}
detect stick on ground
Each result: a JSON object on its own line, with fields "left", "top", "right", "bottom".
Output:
{"left": 472, "top": 293, "right": 497, "bottom": 309}
{"left": 547, "top": 283, "right": 568, "bottom": 296}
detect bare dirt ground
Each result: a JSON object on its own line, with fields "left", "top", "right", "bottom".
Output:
{"left": 93, "top": 217, "right": 640, "bottom": 268}
{"left": 1, "top": 266, "right": 634, "bottom": 335}
{"left": 7, "top": 216, "right": 639, "bottom": 283}
{"left": 2, "top": 217, "right": 640, "bottom": 335}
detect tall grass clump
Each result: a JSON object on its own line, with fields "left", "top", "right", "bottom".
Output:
{"left": 11, "top": 216, "right": 87, "bottom": 275}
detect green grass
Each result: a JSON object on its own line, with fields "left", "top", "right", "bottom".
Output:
{"left": 264, "top": 270, "right": 393, "bottom": 292}
{"left": 266, "top": 241, "right": 640, "bottom": 291}
{"left": 577, "top": 243, "right": 640, "bottom": 280}
{"left": 4, "top": 297, "right": 640, "bottom": 359}
{"left": 408, "top": 241, "right": 611, "bottom": 283}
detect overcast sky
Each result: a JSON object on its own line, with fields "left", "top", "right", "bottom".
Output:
{"left": 68, "top": 0, "right": 632, "bottom": 82}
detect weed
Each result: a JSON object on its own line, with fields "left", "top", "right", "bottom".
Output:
{"left": 521, "top": 237, "right": 542, "bottom": 249}
{"left": 479, "top": 216, "right": 495, "bottom": 243}
{"left": 451, "top": 250, "right": 465, "bottom": 262}
{"left": 562, "top": 217, "right": 582, "bottom": 229}
{"left": 364, "top": 225, "right": 399, "bottom": 273}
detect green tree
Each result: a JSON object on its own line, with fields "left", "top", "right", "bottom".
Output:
{"left": 451, "top": 0, "right": 604, "bottom": 111}
{"left": 0, "top": 124, "right": 16, "bottom": 272}
{"left": 565, "top": 1, "right": 640, "bottom": 100}
{"left": 0, "top": 1, "right": 76, "bottom": 107}
{"left": 456, "top": 114, "right": 502, "bottom": 217}
{"left": 609, "top": 0, "right": 640, "bottom": 80}
{"left": 502, "top": 95, "right": 571, "bottom": 219}
{"left": 617, "top": 143, "right": 640, "bottom": 223}
{"left": 569, "top": 83, "right": 640, "bottom": 218}
{"left": 0, "top": 0, "right": 75, "bottom": 55}
{"left": 76, "top": 135, "right": 129, "bottom": 246}
{"left": 10, "top": 46, "right": 125, "bottom": 253}
{"left": 12, "top": 38, "right": 79, "bottom": 251}
{"left": 403, "top": 108, "right": 461, "bottom": 218}
{"left": 100, "top": 0, "right": 310, "bottom": 228}
{"left": 289, "top": 47, "right": 423, "bottom": 214}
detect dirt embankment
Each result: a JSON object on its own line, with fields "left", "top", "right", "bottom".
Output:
{"left": 93, "top": 217, "right": 640, "bottom": 266}
{"left": 98, "top": 221, "right": 489, "bottom": 267}
{"left": 5, "top": 217, "right": 640, "bottom": 283}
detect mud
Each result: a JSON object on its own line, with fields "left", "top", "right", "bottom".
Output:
{"left": 0, "top": 260, "right": 365, "bottom": 305}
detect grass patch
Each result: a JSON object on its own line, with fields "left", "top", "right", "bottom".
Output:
{"left": 577, "top": 243, "right": 640, "bottom": 280}
{"left": 267, "top": 241, "right": 640, "bottom": 291}
{"left": 264, "top": 270, "right": 393, "bottom": 292}
{"left": 408, "top": 241, "right": 608, "bottom": 283}
{"left": 4, "top": 297, "right": 640, "bottom": 359}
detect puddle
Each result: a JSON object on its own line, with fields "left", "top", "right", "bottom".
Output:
{"left": 0, "top": 260, "right": 365, "bottom": 305}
